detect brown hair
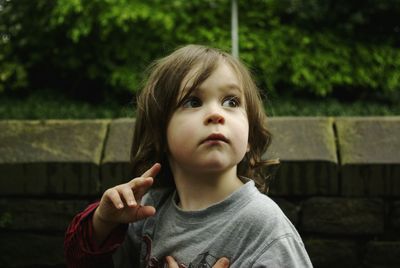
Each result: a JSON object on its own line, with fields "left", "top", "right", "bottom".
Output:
{"left": 130, "top": 44, "right": 278, "bottom": 193}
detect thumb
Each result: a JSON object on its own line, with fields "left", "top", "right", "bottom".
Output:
{"left": 136, "top": 163, "right": 161, "bottom": 200}
{"left": 134, "top": 205, "right": 156, "bottom": 221}
{"left": 213, "top": 257, "right": 230, "bottom": 268}
{"left": 127, "top": 163, "right": 161, "bottom": 201}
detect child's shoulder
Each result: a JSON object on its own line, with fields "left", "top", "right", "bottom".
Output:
{"left": 234, "top": 191, "right": 301, "bottom": 248}
{"left": 238, "top": 186, "right": 294, "bottom": 231}
{"left": 245, "top": 190, "right": 285, "bottom": 218}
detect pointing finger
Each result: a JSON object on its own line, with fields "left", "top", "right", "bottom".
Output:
{"left": 132, "top": 176, "right": 154, "bottom": 203}
{"left": 127, "top": 163, "right": 160, "bottom": 190}
{"left": 141, "top": 163, "right": 161, "bottom": 179}
{"left": 128, "top": 163, "right": 160, "bottom": 199}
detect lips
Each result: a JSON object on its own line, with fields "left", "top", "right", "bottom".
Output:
{"left": 201, "top": 133, "right": 229, "bottom": 144}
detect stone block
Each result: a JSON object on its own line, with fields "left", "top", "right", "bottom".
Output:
{"left": 271, "top": 197, "right": 300, "bottom": 227}
{"left": 0, "top": 233, "right": 64, "bottom": 267}
{"left": 364, "top": 241, "right": 400, "bottom": 268}
{"left": 301, "top": 197, "right": 384, "bottom": 235}
{"left": 390, "top": 201, "right": 400, "bottom": 233}
{"left": 336, "top": 117, "right": 400, "bottom": 196}
{"left": 101, "top": 118, "right": 135, "bottom": 190}
{"left": 0, "top": 120, "right": 108, "bottom": 196}
{"left": 265, "top": 117, "right": 339, "bottom": 196}
{"left": 304, "top": 239, "right": 360, "bottom": 268}
{"left": 0, "top": 198, "right": 89, "bottom": 231}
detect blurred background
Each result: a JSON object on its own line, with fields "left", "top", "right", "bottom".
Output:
{"left": 1, "top": 0, "right": 400, "bottom": 119}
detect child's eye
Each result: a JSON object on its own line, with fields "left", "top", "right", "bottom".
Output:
{"left": 182, "top": 96, "right": 202, "bottom": 108}
{"left": 222, "top": 96, "right": 240, "bottom": 108}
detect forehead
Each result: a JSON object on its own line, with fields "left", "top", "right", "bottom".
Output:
{"left": 179, "top": 61, "right": 242, "bottom": 95}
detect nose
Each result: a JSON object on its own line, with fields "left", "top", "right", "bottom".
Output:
{"left": 204, "top": 104, "right": 225, "bottom": 125}
{"left": 205, "top": 113, "right": 225, "bottom": 124}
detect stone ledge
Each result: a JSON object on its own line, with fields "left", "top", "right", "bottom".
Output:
{"left": 0, "top": 117, "right": 399, "bottom": 197}
{"left": 266, "top": 117, "right": 339, "bottom": 196}
{"left": 336, "top": 117, "right": 400, "bottom": 196}
{"left": 0, "top": 120, "right": 109, "bottom": 196}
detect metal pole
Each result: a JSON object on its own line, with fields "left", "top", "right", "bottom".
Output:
{"left": 231, "top": 0, "right": 239, "bottom": 58}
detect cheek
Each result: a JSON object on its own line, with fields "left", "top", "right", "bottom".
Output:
{"left": 166, "top": 123, "right": 178, "bottom": 153}
{"left": 233, "top": 117, "right": 250, "bottom": 154}
{"left": 166, "top": 117, "right": 196, "bottom": 153}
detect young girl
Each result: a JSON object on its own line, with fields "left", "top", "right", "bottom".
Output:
{"left": 64, "top": 45, "right": 313, "bottom": 267}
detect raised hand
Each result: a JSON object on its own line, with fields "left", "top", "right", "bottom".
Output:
{"left": 92, "top": 163, "right": 161, "bottom": 243}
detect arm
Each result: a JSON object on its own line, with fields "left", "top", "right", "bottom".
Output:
{"left": 64, "top": 202, "right": 128, "bottom": 267}
{"left": 64, "top": 163, "right": 161, "bottom": 267}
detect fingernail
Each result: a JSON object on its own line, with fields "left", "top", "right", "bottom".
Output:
{"left": 222, "top": 258, "right": 230, "bottom": 267}
{"left": 118, "top": 203, "right": 123, "bottom": 209}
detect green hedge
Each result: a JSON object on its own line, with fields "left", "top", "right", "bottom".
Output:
{"left": 1, "top": 0, "right": 399, "bottom": 102}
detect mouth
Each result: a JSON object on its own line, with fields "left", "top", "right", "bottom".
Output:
{"left": 201, "top": 133, "right": 229, "bottom": 144}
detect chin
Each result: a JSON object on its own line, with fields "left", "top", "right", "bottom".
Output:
{"left": 195, "top": 160, "right": 235, "bottom": 173}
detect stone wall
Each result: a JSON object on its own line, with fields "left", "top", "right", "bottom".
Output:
{"left": 0, "top": 117, "right": 399, "bottom": 268}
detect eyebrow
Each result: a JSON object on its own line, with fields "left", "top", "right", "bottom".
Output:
{"left": 182, "top": 83, "right": 242, "bottom": 96}
{"left": 220, "top": 84, "right": 242, "bottom": 94}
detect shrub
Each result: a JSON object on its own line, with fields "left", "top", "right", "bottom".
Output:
{"left": 0, "top": 0, "right": 399, "bottom": 102}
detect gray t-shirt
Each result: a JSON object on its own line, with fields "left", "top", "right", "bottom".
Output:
{"left": 113, "top": 181, "right": 313, "bottom": 267}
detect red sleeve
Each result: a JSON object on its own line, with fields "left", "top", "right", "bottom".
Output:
{"left": 64, "top": 201, "right": 128, "bottom": 268}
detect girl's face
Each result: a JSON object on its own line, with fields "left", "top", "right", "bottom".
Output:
{"left": 166, "top": 62, "right": 249, "bottom": 176}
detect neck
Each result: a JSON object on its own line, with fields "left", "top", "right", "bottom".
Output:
{"left": 172, "top": 166, "right": 244, "bottom": 211}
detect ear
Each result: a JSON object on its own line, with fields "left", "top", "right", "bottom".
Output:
{"left": 246, "top": 143, "right": 250, "bottom": 153}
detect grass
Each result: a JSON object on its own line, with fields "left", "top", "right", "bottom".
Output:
{"left": 0, "top": 91, "right": 399, "bottom": 119}
{"left": 0, "top": 91, "right": 136, "bottom": 120}
{"left": 265, "top": 96, "right": 400, "bottom": 117}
